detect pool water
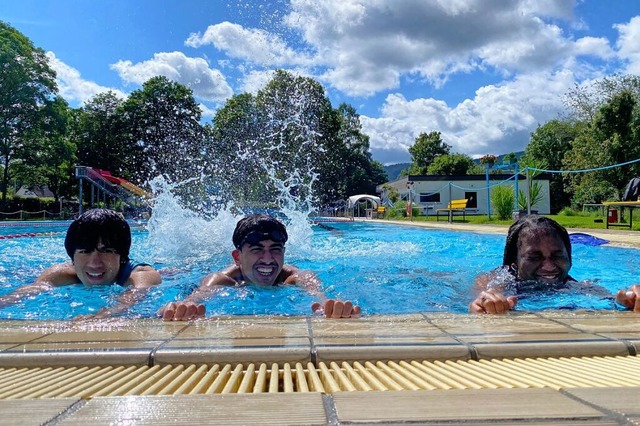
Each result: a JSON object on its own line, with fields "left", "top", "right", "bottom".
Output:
{"left": 0, "top": 221, "right": 637, "bottom": 319}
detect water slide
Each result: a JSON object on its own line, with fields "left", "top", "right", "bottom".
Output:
{"left": 93, "top": 169, "right": 150, "bottom": 198}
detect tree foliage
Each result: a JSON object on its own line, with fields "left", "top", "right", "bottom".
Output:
{"left": 563, "top": 90, "right": 640, "bottom": 206}
{"left": 120, "top": 76, "right": 204, "bottom": 184}
{"left": 0, "top": 21, "right": 57, "bottom": 206}
{"left": 407, "top": 131, "right": 451, "bottom": 174}
{"left": 426, "top": 153, "right": 482, "bottom": 175}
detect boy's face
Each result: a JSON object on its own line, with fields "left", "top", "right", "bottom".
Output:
{"left": 73, "top": 239, "right": 121, "bottom": 285}
{"left": 232, "top": 239, "right": 285, "bottom": 286}
{"left": 516, "top": 230, "right": 571, "bottom": 283}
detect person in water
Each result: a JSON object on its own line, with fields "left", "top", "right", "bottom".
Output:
{"left": 0, "top": 208, "right": 161, "bottom": 319}
{"left": 469, "top": 214, "right": 631, "bottom": 314}
{"left": 158, "top": 214, "right": 361, "bottom": 321}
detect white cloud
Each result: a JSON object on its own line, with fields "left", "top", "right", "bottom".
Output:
{"left": 615, "top": 16, "right": 640, "bottom": 74}
{"left": 282, "top": 0, "right": 583, "bottom": 96}
{"left": 574, "top": 36, "right": 615, "bottom": 59}
{"left": 110, "top": 51, "right": 233, "bottom": 102}
{"left": 362, "top": 70, "right": 576, "bottom": 164}
{"left": 185, "top": 21, "right": 315, "bottom": 67}
{"left": 46, "top": 52, "right": 125, "bottom": 105}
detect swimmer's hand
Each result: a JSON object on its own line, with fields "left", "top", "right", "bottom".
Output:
{"left": 157, "top": 301, "right": 205, "bottom": 321}
{"left": 469, "top": 290, "right": 517, "bottom": 314}
{"left": 311, "top": 299, "right": 361, "bottom": 319}
{"left": 616, "top": 284, "right": 640, "bottom": 312}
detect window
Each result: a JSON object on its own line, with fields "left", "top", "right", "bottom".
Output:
{"left": 420, "top": 193, "right": 440, "bottom": 203}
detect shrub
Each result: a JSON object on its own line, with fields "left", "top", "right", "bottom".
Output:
{"left": 492, "top": 185, "right": 515, "bottom": 220}
{"left": 558, "top": 207, "right": 577, "bottom": 216}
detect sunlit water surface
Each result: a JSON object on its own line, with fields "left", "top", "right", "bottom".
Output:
{"left": 1, "top": 220, "right": 637, "bottom": 320}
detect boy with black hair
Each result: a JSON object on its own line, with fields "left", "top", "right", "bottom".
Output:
{"left": 0, "top": 208, "right": 161, "bottom": 319}
{"left": 159, "top": 214, "right": 361, "bottom": 321}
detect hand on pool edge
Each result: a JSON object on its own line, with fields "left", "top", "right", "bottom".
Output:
{"left": 469, "top": 290, "right": 517, "bottom": 314}
{"left": 312, "top": 299, "right": 361, "bottom": 319}
{"left": 157, "top": 301, "right": 206, "bottom": 321}
{"left": 616, "top": 285, "right": 640, "bottom": 312}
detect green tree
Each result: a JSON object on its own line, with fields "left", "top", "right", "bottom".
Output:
{"left": 563, "top": 90, "right": 640, "bottom": 206}
{"left": 407, "top": 131, "right": 451, "bottom": 174}
{"left": 0, "top": 21, "right": 57, "bottom": 207}
{"left": 426, "top": 153, "right": 482, "bottom": 175}
{"left": 74, "top": 91, "right": 133, "bottom": 179}
{"left": 120, "top": 76, "right": 204, "bottom": 184}
{"left": 523, "top": 119, "right": 581, "bottom": 212}
{"left": 19, "top": 96, "right": 76, "bottom": 203}
{"left": 563, "top": 74, "right": 640, "bottom": 121}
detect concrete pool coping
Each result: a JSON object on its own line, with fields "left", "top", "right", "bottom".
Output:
{"left": 1, "top": 219, "right": 639, "bottom": 424}
{"left": 0, "top": 311, "right": 638, "bottom": 424}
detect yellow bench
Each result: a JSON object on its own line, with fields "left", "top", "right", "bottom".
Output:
{"left": 373, "top": 206, "right": 386, "bottom": 218}
{"left": 436, "top": 199, "right": 468, "bottom": 222}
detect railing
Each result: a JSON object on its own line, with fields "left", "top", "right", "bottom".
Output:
{"left": 0, "top": 210, "right": 78, "bottom": 220}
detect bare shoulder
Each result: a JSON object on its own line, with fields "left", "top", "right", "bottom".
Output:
{"left": 35, "top": 262, "right": 79, "bottom": 286}
{"left": 200, "top": 266, "right": 238, "bottom": 287}
{"left": 282, "top": 266, "right": 317, "bottom": 284}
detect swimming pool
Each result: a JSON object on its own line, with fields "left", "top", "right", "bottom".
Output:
{"left": 0, "top": 220, "right": 637, "bottom": 319}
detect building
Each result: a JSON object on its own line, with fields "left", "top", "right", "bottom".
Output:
{"left": 377, "top": 173, "right": 551, "bottom": 216}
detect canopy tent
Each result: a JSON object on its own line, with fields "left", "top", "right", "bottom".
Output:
{"left": 346, "top": 194, "right": 381, "bottom": 209}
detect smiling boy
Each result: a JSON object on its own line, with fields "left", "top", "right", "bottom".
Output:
{"left": 159, "top": 214, "right": 361, "bottom": 321}
{"left": 0, "top": 209, "right": 161, "bottom": 319}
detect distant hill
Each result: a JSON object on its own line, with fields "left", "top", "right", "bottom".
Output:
{"left": 383, "top": 163, "right": 411, "bottom": 181}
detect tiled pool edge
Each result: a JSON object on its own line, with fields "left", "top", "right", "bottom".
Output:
{"left": 0, "top": 312, "right": 638, "bottom": 424}
{"left": 0, "top": 311, "right": 636, "bottom": 367}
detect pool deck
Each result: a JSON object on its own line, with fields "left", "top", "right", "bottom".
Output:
{"left": 1, "top": 219, "right": 639, "bottom": 424}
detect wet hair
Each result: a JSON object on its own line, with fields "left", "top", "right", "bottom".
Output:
{"left": 232, "top": 214, "right": 288, "bottom": 249}
{"left": 64, "top": 209, "right": 131, "bottom": 262}
{"left": 502, "top": 214, "right": 571, "bottom": 266}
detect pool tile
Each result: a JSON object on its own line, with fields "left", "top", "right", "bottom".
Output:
{"left": 154, "top": 337, "right": 311, "bottom": 365}
{"left": 310, "top": 315, "right": 443, "bottom": 337}
{"left": 331, "top": 388, "right": 606, "bottom": 423}
{"left": 429, "top": 314, "right": 576, "bottom": 335}
{"left": 565, "top": 387, "right": 640, "bottom": 421}
{"left": 59, "top": 394, "right": 327, "bottom": 425}
{"left": 544, "top": 313, "right": 640, "bottom": 334}
{"left": 176, "top": 317, "right": 309, "bottom": 339}
{"left": 315, "top": 339, "right": 470, "bottom": 362}
{"left": 0, "top": 398, "right": 79, "bottom": 425}
{"left": 457, "top": 331, "right": 614, "bottom": 344}
{"left": 0, "top": 341, "right": 161, "bottom": 367}
{"left": 474, "top": 340, "right": 631, "bottom": 359}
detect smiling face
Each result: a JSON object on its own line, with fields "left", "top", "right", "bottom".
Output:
{"left": 516, "top": 230, "right": 571, "bottom": 283}
{"left": 232, "top": 239, "right": 285, "bottom": 286}
{"left": 72, "top": 239, "right": 122, "bottom": 285}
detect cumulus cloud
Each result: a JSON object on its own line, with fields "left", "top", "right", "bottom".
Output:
{"left": 362, "top": 70, "right": 576, "bottom": 164}
{"left": 282, "top": 0, "right": 584, "bottom": 96}
{"left": 615, "top": 16, "right": 640, "bottom": 74}
{"left": 185, "top": 21, "right": 315, "bottom": 67}
{"left": 46, "top": 52, "right": 125, "bottom": 105}
{"left": 110, "top": 51, "right": 233, "bottom": 102}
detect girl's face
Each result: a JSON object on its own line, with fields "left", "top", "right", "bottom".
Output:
{"left": 516, "top": 230, "right": 571, "bottom": 283}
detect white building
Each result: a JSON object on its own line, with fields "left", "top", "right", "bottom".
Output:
{"left": 377, "top": 173, "right": 551, "bottom": 216}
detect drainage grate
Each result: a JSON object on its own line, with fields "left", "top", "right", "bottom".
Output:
{"left": 0, "top": 355, "right": 638, "bottom": 399}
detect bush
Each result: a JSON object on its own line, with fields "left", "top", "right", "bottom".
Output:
{"left": 491, "top": 185, "right": 515, "bottom": 220}
{"left": 558, "top": 207, "right": 577, "bottom": 216}
{"left": 388, "top": 200, "right": 419, "bottom": 218}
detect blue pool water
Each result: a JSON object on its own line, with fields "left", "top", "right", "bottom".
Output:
{"left": 0, "top": 220, "right": 637, "bottom": 319}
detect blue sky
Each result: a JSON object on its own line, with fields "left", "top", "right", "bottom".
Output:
{"left": 2, "top": 1, "right": 640, "bottom": 165}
